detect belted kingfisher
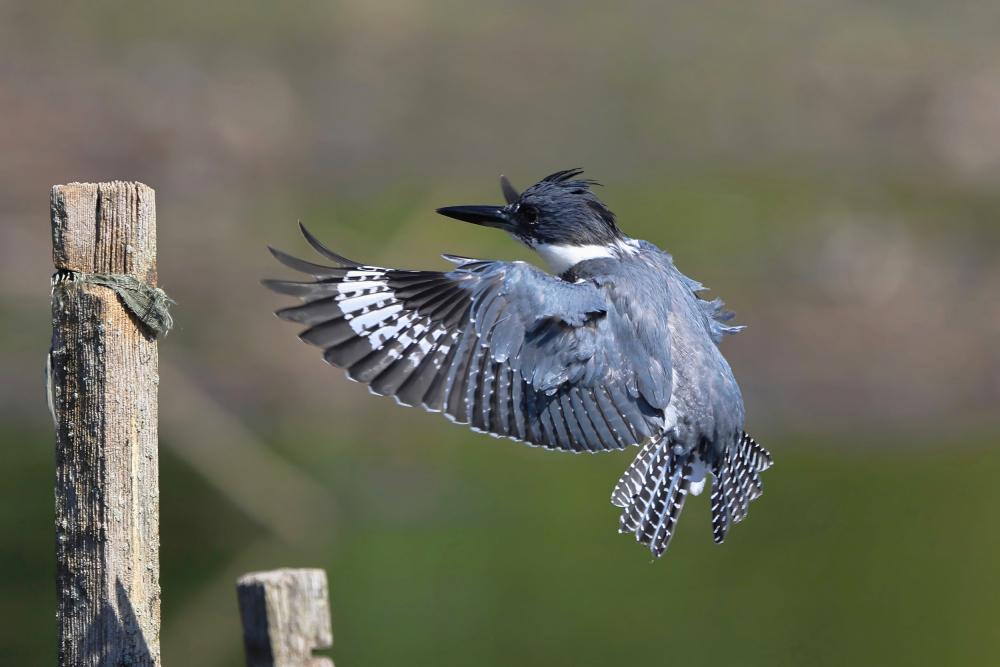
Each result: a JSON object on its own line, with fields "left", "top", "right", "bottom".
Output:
{"left": 265, "top": 169, "right": 771, "bottom": 557}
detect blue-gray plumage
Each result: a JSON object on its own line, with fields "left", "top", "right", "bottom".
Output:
{"left": 264, "top": 169, "right": 771, "bottom": 557}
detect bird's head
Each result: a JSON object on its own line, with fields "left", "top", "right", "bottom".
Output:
{"left": 436, "top": 169, "right": 625, "bottom": 274}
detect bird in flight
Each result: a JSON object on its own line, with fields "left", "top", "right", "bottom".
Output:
{"left": 265, "top": 169, "right": 771, "bottom": 557}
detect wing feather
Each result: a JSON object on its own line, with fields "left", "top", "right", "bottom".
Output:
{"left": 265, "top": 228, "right": 670, "bottom": 453}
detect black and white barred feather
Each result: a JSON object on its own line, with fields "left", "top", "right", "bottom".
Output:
{"left": 611, "top": 430, "right": 771, "bottom": 555}
{"left": 708, "top": 432, "right": 772, "bottom": 544}
{"left": 611, "top": 437, "right": 699, "bottom": 557}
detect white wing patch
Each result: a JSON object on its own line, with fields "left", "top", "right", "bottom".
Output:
{"left": 336, "top": 271, "right": 401, "bottom": 337}
{"left": 328, "top": 271, "right": 460, "bottom": 369}
{"left": 367, "top": 310, "right": 413, "bottom": 348}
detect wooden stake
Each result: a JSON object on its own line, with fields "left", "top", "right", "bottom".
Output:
{"left": 237, "top": 569, "right": 334, "bottom": 667}
{"left": 50, "top": 182, "right": 161, "bottom": 665}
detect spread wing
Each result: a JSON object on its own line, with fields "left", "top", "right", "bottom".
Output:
{"left": 264, "top": 225, "right": 666, "bottom": 452}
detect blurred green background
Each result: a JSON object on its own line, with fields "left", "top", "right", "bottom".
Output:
{"left": 2, "top": 1, "right": 1000, "bottom": 665}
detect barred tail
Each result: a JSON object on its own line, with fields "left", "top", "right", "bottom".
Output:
{"left": 612, "top": 437, "right": 707, "bottom": 558}
{"left": 710, "top": 431, "right": 772, "bottom": 544}
{"left": 613, "top": 431, "right": 772, "bottom": 556}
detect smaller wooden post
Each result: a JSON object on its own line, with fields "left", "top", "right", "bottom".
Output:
{"left": 237, "top": 568, "right": 334, "bottom": 667}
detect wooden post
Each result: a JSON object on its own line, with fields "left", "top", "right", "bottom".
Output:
{"left": 237, "top": 569, "right": 334, "bottom": 667}
{"left": 50, "top": 182, "right": 161, "bottom": 665}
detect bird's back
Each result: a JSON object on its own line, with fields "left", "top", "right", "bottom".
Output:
{"left": 564, "top": 240, "right": 767, "bottom": 556}
{"left": 568, "top": 241, "right": 745, "bottom": 459}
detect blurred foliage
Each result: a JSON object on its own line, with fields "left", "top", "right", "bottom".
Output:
{"left": 3, "top": 0, "right": 1000, "bottom": 664}
{"left": 3, "top": 425, "right": 1000, "bottom": 665}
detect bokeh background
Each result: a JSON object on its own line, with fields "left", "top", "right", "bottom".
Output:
{"left": 3, "top": 1, "right": 1000, "bottom": 664}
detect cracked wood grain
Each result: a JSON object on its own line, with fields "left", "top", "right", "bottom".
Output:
{"left": 50, "top": 182, "right": 161, "bottom": 666}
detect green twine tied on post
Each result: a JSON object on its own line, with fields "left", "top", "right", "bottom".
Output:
{"left": 72, "top": 272, "right": 175, "bottom": 337}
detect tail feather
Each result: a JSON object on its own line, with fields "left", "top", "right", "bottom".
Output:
{"left": 709, "top": 431, "right": 772, "bottom": 544}
{"left": 617, "top": 438, "right": 668, "bottom": 534}
{"left": 613, "top": 437, "right": 703, "bottom": 557}
{"left": 710, "top": 463, "right": 731, "bottom": 543}
{"left": 648, "top": 465, "right": 692, "bottom": 557}
{"left": 617, "top": 430, "right": 772, "bottom": 554}
{"left": 730, "top": 441, "right": 752, "bottom": 522}
{"left": 712, "top": 449, "right": 738, "bottom": 544}
{"left": 634, "top": 448, "right": 681, "bottom": 546}
{"left": 611, "top": 439, "right": 657, "bottom": 508}
{"left": 742, "top": 432, "right": 773, "bottom": 473}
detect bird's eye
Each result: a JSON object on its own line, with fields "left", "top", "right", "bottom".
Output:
{"left": 521, "top": 205, "right": 539, "bottom": 224}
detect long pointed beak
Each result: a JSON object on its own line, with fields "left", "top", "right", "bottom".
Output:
{"left": 435, "top": 205, "right": 513, "bottom": 230}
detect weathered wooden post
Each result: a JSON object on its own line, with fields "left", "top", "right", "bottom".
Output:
{"left": 50, "top": 182, "right": 168, "bottom": 665}
{"left": 237, "top": 568, "right": 334, "bottom": 667}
